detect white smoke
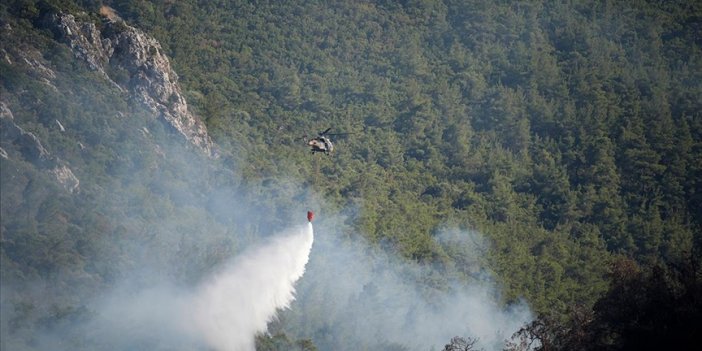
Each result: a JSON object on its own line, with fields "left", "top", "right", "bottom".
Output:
{"left": 285, "top": 223, "right": 533, "bottom": 351}
{"left": 90, "top": 222, "right": 314, "bottom": 351}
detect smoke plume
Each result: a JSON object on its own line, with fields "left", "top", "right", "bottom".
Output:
{"left": 284, "top": 222, "right": 533, "bottom": 351}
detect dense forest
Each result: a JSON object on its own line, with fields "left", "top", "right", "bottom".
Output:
{"left": 1, "top": 0, "right": 701, "bottom": 350}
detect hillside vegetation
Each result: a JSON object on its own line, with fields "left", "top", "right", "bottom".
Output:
{"left": 1, "top": 0, "right": 701, "bottom": 350}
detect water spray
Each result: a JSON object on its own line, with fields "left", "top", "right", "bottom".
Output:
{"left": 192, "top": 212, "right": 315, "bottom": 351}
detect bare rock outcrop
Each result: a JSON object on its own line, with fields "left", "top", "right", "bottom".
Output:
{"left": 42, "top": 10, "right": 215, "bottom": 157}
{"left": 43, "top": 12, "right": 111, "bottom": 75}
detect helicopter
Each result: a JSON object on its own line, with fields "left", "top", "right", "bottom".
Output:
{"left": 304, "top": 127, "right": 350, "bottom": 155}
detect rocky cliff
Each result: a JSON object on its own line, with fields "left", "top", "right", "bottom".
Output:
{"left": 42, "top": 9, "right": 215, "bottom": 157}
{"left": 1, "top": 6, "right": 216, "bottom": 193}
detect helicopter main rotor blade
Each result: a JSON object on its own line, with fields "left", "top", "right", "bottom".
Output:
{"left": 324, "top": 132, "right": 355, "bottom": 136}
{"left": 319, "top": 127, "right": 333, "bottom": 135}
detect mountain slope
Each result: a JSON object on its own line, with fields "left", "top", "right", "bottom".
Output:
{"left": 1, "top": 1, "right": 701, "bottom": 350}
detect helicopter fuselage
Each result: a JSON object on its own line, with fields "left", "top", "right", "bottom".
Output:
{"left": 308, "top": 136, "right": 334, "bottom": 154}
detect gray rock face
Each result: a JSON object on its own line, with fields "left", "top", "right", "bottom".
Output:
{"left": 43, "top": 11, "right": 215, "bottom": 157}
{"left": 43, "top": 13, "right": 111, "bottom": 75}
{"left": 49, "top": 164, "right": 80, "bottom": 194}
{"left": 0, "top": 102, "right": 80, "bottom": 193}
